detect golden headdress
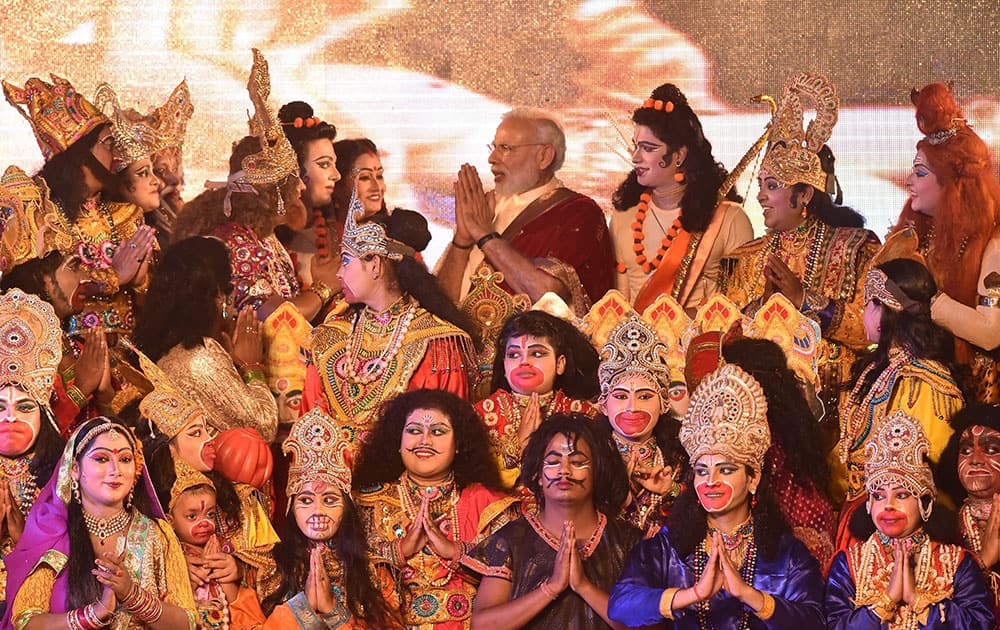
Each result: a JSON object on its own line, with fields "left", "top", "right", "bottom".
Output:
{"left": 597, "top": 314, "right": 672, "bottom": 403}
{"left": 680, "top": 363, "right": 770, "bottom": 471}
{"left": 864, "top": 229, "right": 926, "bottom": 313}
{"left": 263, "top": 301, "right": 310, "bottom": 398}
{"left": 0, "top": 177, "right": 48, "bottom": 274}
{"left": 130, "top": 342, "right": 205, "bottom": 439}
{"left": 0, "top": 289, "right": 62, "bottom": 409}
{"left": 93, "top": 80, "right": 194, "bottom": 172}
{"left": 760, "top": 72, "right": 839, "bottom": 192}
{"left": 283, "top": 408, "right": 352, "bottom": 499}
{"left": 742, "top": 293, "right": 823, "bottom": 392}
{"left": 238, "top": 49, "right": 298, "bottom": 188}
{"left": 169, "top": 458, "right": 215, "bottom": 511}
{"left": 341, "top": 192, "right": 416, "bottom": 260}
{"left": 2, "top": 74, "right": 108, "bottom": 162}
{"left": 864, "top": 410, "right": 935, "bottom": 502}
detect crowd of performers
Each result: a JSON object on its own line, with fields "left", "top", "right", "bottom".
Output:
{"left": 0, "top": 47, "right": 999, "bottom": 629}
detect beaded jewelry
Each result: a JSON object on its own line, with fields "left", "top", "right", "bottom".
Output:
{"left": 632, "top": 191, "right": 683, "bottom": 274}
{"left": 82, "top": 507, "right": 132, "bottom": 545}
{"left": 342, "top": 299, "right": 418, "bottom": 384}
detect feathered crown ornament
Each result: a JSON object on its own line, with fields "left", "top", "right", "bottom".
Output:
{"left": 0, "top": 289, "right": 62, "bottom": 411}
{"left": 760, "top": 72, "right": 839, "bottom": 192}
{"left": 283, "top": 408, "right": 352, "bottom": 499}
{"left": 93, "top": 80, "right": 193, "bottom": 172}
{"left": 2, "top": 74, "right": 108, "bottom": 161}
{"left": 128, "top": 341, "right": 205, "bottom": 439}
{"left": 680, "top": 363, "right": 770, "bottom": 471}
{"left": 864, "top": 410, "right": 936, "bottom": 516}
{"left": 169, "top": 458, "right": 215, "bottom": 511}
{"left": 341, "top": 190, "right": 415, "bottom": 260}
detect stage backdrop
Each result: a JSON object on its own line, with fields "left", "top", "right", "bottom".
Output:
{"left": 2, "top": 0, "right": 998, "bottom": 264}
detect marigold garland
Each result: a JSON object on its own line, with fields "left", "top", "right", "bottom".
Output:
{"left": 632, "top": 190, "right": 683, "bottom": 274}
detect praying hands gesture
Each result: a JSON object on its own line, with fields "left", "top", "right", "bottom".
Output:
{"left": 400, "top": 494, "right": 459, "bottom": 561}
{"left": 516, "top": 394, "right": 543, "bottom": 451}
{"left": 94, "top": 550, "right": 134, "bottom": 601}
{"left": 978, "top": 494, "right": 1000, "bottom": 569}
{"left": 112, "top": 226, "right": 156, "bottom": 288}
{"left": 453, "top": 164, "right": 496, "bottom": 245}
{"left": 763, "top": 253, "right": 805, "bottom": 308}
{"left": 0, "top": 479, "right": 25, "bottom": 543}
{"left": 305, "top": 546, "right": 336, "bottom": 615}
{"left": 888, "top": 539, "right": 918, "bottom": 607}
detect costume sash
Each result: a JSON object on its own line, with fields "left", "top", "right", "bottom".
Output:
{"left": 500, "top": 186, "right": 579, "bottom": 241}
{"left": 633, "top": 202, "right": 728, "bottom": 311}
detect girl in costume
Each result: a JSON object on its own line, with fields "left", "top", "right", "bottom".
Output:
{"left": 467, "top": 413, "right": 641, "bottom": 630}
{"left": 132, "top": 236, "right": 279, "bottom": 442}
{"left": 0, "top": 290, "right": 67, "bottom": 617}
{"left": 475, "top": 310, "right": 599, "bottom": 487}
{"left": 304, "top": 199, "right": 476, "bottom": 454}
{"left": 939, "top": 403, "right": 1000, "bottom": 626}
{"left": 826, "top": 410, "right": 995, "bottom": 628}
{"left": 838, "top": 258, "right": 963, "bottom": 550}
{"left": 2, "top": 417, "right": 197, "bottom": 628}
{"left": 171, "top": 50, "right": 340, "bottom": 323}
{"left": 721, "top": 73, "right": 880, "bottom": 427}
{"left": 890, "top": 82, "right": 1000, "bottom": 404}
{"left": 608, "top": 364, "right": 826, "bottom": 628}
{"left": 353, "top": 389, "right": 519, "bottom": 629}
{"left": 234, "top": 408, "right": 401, "bottom": 628}
{"left": 610, "top": 83, "right": 752, "bottom": 311}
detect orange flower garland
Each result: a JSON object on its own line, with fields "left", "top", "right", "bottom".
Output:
{"left": 631, "top": 190, "right": 682, "bottom": 274}
{"left": 314, "top": 208, "right": 330, "bottom": 257}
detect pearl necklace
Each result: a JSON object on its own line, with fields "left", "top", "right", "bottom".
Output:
{"left": 83, "top": 507, "right": 132, "bottom": 545}
{"left": 343, "top": 298, "right": 418, "bottom": 384}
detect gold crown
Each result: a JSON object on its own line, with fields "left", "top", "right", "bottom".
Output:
{"left": 3, "top": 74, "right": 108, "bottom": 162}
{"left": 169, "top": 458, "right": 215, "bottom": 511}
{"left": 129, "top": 342, "right": 205, "bottom": 439}
{"left": 598, "top": 314, "right": 672, "bottom": 402}
{"left": 341, "top": 193, "right": 415, "bottom": 261}
{"left": 864, "top": 409, "right": 935, "bottom": 499}
{"left": 864, "top": 268, "right": 917, "bottom": 313}
{"left": 263, "top": 301, "right": 310, "bottom": 394}
{"left": 0, "top": 175, "right": 48, "bottom": 274}
{"left": 235, "top": 49, "right": 298, "bottom": 187}
{"left": 760, "top": 72, "right": 839, "bottom": 191}
{"left": 283, "top": 408, "right": 352, "bottom": 498}
{"left": 742, "top": 293, "right": 822, "bottom": 391}
{"left": 0, "top": 289, "right": 62, "bottom": 409}
{"left": 680, "top": 363, "right": 770, "bottom": 471}
{"left": 93, "top": 80, "right": 193, "bottom": 172}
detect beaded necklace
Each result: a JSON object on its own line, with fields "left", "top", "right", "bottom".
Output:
{"left": 767, "top": 217, "right": 827, "bottom": 292}
{"left": 694, "top": 516, "right": 758, "bottom": 630}
{"left": 56, "top": 197, "right": 121, "bottom": 270}
{"left": 632, "top": 190, "right": 683, "bottom": 274}
{"left": 960, "top": 501, "right": 990, "bottom": 554}
{"left": 313, "top": 209, "right": 330, "bottom": 258}
{"left": 398, "top": 472, "right": 460, "bottom": 587}
{"left": 343, "top": 298, "right": 418, "bottom": 384}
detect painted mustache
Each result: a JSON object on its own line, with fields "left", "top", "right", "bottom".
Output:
{"left": 543, "top": 472, "right": 586, "bottom": 488}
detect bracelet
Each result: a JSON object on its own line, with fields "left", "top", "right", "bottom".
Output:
{"left": 121, "top": 583, "right": 164, "bottom": 624}
{"left": 237, "top": 360, "right": 266, "bottom": 373}
{"left": 451, "top": 238, "right": 475, "bottom": 250}
{"left": 538, "top": 580, "right": 558, "bottom": 601}
{"left": 755, "top": 592, "right": 776, "bottom": 620}
{"left": 66, "top": 384, "right": 89, "bottom": 410}
{"left": 241, "top": 369, "right": 266, "bottom": 385}
{"left": 476, "top": 232, "right": 501, "bottom": 249}
{"left": 658, "top": 587, "right": 680, "bottom": 620}
{"left": 309, "top": 280, "right": 335, "bottom": 307}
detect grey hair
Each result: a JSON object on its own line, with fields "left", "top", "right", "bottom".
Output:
{"left": 501, "top": 107, "right": 566, "bottom": 172}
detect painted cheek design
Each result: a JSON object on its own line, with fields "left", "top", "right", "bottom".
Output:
{"left": 695, "top": 480, "right": 735, "bottom": 512}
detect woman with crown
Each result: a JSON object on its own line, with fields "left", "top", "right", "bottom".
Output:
{"left": 467, "top": 413, "right": 641, "bottom": 629}
{"left": 0, "top": 74, "right": 185, "bottom": 337}
{"left": 0, "top": 290, "right": 67, "bottom": 617}
{"left": 837, "top": 258, "right": 963, "bottom": 550}
{"left": 610, "top": 83, "right": 752, "bottom": 312}
{"left": 303, "top": 201, "right": 476, "bottom": 454}
{"left": 172, "top": 50, "right": 340, "bottom": 324}
{"left": 476, "top": 310, "right": 599, "bottom": 488}
{"left": 889, "top": 82, "right": 1000, "bottom": 405}
{"left": 231, "top": 408, "right": 402, "bottom": 628}
{"left": 2, "top": 416, "right": 197, "bottom": 629}
{"left": 721, "top": 73, "right": 880, "bottom": 427}
{"left": 826, "top": 410, "right": 995, "bottom": 628}
{"left": 608, "top": 363, "right": 825, "bottom": 628}
{"left": 353, "top": 389, "right": 519, "bottom": 629}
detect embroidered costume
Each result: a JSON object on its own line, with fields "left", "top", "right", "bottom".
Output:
{"left": 958, "top": 499, "right": 1000, "bottom": 626}
{"left": 356, "top": 474, "right": 519, "bottom": 628}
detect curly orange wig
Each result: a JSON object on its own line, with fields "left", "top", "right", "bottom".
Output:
{"left": 892, "top": 83, "right": 1000, "bottom": 363}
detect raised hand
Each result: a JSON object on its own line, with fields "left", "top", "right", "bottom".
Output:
{"left": 112, "top": 226, "right": 156, "bottom": 287}
{"left": 229, "top": 307, "right": 263, "bottom": 370}
{"left": 693, "top": 534, "right": 724, "bottom": 602}
{"left": 716, "top": 532, "right": 752, "bottom": 600}
{"left": 631, "top": 460, "right": 675, "bottom": 496}
{"left": 399, "top": 497, "right": 429, "bottom": 560}
{"left": 566, "top": 522, "right": 591, "bottom": 594}
{"left": 978, "top": 493, "right": 1000, "bottom": 568}
{"left": 306, "top": 546, "right": 335, "bottom": 614}
{"left": 310, "top": 250, "right": 342, "bottom": 292}
{"left": 3, "top": 480, "right": 25, "bottom": 543}
{"left": 94, "top": 550, "right": 134, "bottom": 600}
{"left": 422, "top": 498, "right": 458, "bottom": 560}
{"left": 763, "top": 253, "right": 804, "bottom": 307}
{"left": 548, "top": 521, "right": 572, "bottom": 594}
{"left": 73, "top": 326, "right": 109, "bottom": 397}
{"left": 454, "top": 164, "right": 495, "bottom": 242}
{"left": 887, "top": 540, "right": 905, "bottom": 604}
{"left": 516, "top": 393, "right": 543, "bottom": 451}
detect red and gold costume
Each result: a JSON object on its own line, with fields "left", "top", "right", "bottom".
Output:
{"left": 356, "top": 475, "right": 518, "bottom": 628}
{"left": 958, "top": 499, "right": 1000, "bottom": 626}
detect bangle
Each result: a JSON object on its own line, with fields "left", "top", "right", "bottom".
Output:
{"left": 121, "top": 583, "right": 164, "bottom": 624}
{"left": 755, "top": 592, "right": 776, "bottom": 620}
{"left": 538, "top": 580, "right": 558, "bottom": 601}
{"left": 658, "top": 587, "right": 680, "bottom": 620}
{"left": 691, "top": 581, "right": 704, "bottom": 601}
{"left": 309, "top": 280, "right": 335, "bottom": 307}
{"left": 451, "top": 238, "right": 474, "bottom": 250}
{"left": 66, "top": 384, "right": 89, "bottom": 409}
{"left": 242, "top": 369, "right": 266, "bottom": 385}
{"left": 476, "top": 232, "right": 501, "bottom": 249}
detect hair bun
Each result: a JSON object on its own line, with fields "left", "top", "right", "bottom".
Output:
{"left": 387, "top": 208, "right": 431, "bottom": 252}
{"left": 649, "top": 83, "right": 690, "bottom": 109}
{"left": 277, "top": 100, "right": 315, "bottom": 124}
{"left": 911, "top": 83, "right": 963, "bottom": 135}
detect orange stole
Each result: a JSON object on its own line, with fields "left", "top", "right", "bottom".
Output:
{"left": 632, "top": 228, "right": 694, "bottom": 312}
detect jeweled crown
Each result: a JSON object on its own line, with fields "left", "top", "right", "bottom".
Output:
{"left": 93, "top": 80, "right": 193, "bottom": 172}
{"left": 864, "top": 409, "right": 935, "bottom": 499}
{"left": 680, "top": 363, "right": 770, "bottom": 471}
{"left": 760, "top": 72, "right": 839, "bottom": 192}
{"left": 169, "top": 458, "right": 215, "bottom": 510}
{"left": 0, "top": 289, "right": 62, "bottom": 409}
{"left": 132, "top": 343, "right": 205, "bottom": 439}
{"left": 598, "top": 314, "right": 672, "bottom": 402}
{"left": 284, "top": 408, "right": 352, "bottom": 497}
{"left": 3, "top": 74, "right": 108, "bottom": 161}
{"left": 341, "top": 193, "right": 415, "bottom": 260}
{"left": 237, "top": 49, "right": 298, "bottom": 187}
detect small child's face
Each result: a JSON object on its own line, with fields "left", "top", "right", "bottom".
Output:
{"left": 502, "top": 334, "right": 565, "bottom": 396}
{"left": 169, "top": 489, "right": 218, "bottom": 546}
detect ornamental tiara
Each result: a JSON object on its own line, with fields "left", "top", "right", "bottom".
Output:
{"left": 0, "top": 289, "right": 62, "bottom": 410}
{"left": 2, "top": 74, "right": 108, "bottom": 161}
{"left": 341, "top": 191, "right": 416, "bottom": 260}
{"left": 864, "top": 268, "right": 917, "bottom": 312}
{"left": 598, "top": 314, "right": 672, "bottom": 404}
{"left": 864, "top": 409, "right": 935, "bottom": 499}
{"left": 127, "top": 340, "right": 205, "bottom": 439}
{"left": 284, "top": 408, "right": 352, "bottom": 498}
{"left": 169, "top": 458, "right": 215, "bottom": 511}
{"left": 680, "top": 363, "right": 770, "bottom": 471}
{"left": 760, "top": 72, "right": 839, "bottom": 192}
{"left": 93, "top": 80, "right": 194, "bottom": 172}
{"left": 236, "top": 49, "right": 299, "bottom": 187}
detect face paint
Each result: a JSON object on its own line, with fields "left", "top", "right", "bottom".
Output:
{"left": 293, "top": 481, "right": 346, "bottom": 542}
{"left": 868, "top": 485, "right": 921, "bottom": 538}
{"left": 502, "top": 334, "right": 564, "bottom": 395}
{"left": 399, "top": 408, "right": 456, "bottom": 485}
{"left": 169, "top": 490, "right": 218, "bottom": 546}
{"left": 540, "top": 433, "right": 592, "bottom": 502}
{"left": 957, "top": 425, "right": 1000, "bottom": 501}
{"left": 692, "top": 454, "right": 752, "bottom": 514}
{"left": 603, "top": 374, "right": 661, "bottom": 441}
{"left": 0, "top": 384, "right": 42, "bottom": 457}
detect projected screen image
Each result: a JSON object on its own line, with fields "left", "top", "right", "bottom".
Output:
{"left": 2, "top": 1, "right": 998, "bottom": 264}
